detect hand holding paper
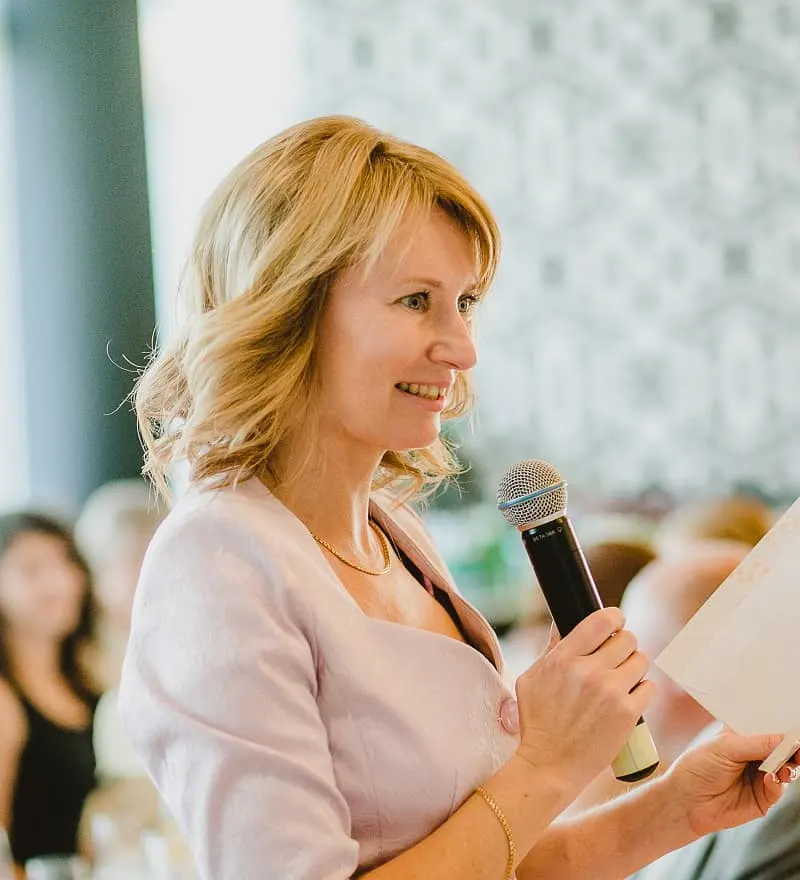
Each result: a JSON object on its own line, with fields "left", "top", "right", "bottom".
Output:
{"left": 656, "top": 497, "right": 800, "bottom": 773}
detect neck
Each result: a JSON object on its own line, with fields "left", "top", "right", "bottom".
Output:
{"left": 272, "top": 432, "right": 385, "bottom": 556}
{"left": 5, "top": 629, "right": 63, "bottom": 684}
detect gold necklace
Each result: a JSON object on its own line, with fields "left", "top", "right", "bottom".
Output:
{"left": 311, "top": 519, "right": 392, "bottom": 576}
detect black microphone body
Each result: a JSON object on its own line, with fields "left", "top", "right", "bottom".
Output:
{"left": 520, "top": 515, "right": 602, "bottom": 637}
{"left": 520, "top": 514, "right": 659, "bottom": 782}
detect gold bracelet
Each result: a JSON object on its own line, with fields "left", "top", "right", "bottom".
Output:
{"left": 474, "top": 785, "right": 515, "bottom": 880}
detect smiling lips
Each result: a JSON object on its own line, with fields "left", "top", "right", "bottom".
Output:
{"left": 396, "top": 382, "right": 448, "bottom": 401}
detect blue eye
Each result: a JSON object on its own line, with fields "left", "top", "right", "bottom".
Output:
{"left": 400, "top": 292, "right": 430, "bottom": 311}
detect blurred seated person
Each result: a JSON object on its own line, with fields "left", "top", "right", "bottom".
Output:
{"left": 501, "top": 540, "right": 656, "bottom": 687}
{"left": 75, "top": 479, "right": 164, "bottom": 692}
{"left": 566, "top": 540, "right": 749, "bottom": 816}
{"left": 73, "top": 481, "right": 165, "bottom": 858}
{"left": 653, "top": 494, "right": 774, "bottom": 557}
{"left": 0, "top": 512, "right": 99, "bottom": 872}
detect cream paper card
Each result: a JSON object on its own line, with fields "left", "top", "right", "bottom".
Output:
{"left": 656, "top": 497, "right": 800, "bottom": 753}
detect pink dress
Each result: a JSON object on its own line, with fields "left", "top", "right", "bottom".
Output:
{"left": 120, "top": 478, "right": 521, "bottom": 879}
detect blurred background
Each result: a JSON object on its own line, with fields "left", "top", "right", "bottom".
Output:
{"left": 3, "top": 0, "right": 800, "bottom": 513}
{"left": 2, "top": 0, "right": 799, "bottom": 643}
{"left": 0, "top": 0, "right": 799, "bottom": 873}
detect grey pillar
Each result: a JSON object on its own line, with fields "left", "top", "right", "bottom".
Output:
{"left": 8, "top": 0, "right": 156, "bottom": 514}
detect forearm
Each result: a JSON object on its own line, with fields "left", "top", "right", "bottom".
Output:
{"left": 362, "top": 753, "right": 570, "bottom": 880}
{"left": 518, "top": 774, "right": 698, "bottom": 880}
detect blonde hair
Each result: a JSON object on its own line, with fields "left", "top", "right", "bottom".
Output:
{"left": 136, "top": 115, "right": 500, "bottom": 503}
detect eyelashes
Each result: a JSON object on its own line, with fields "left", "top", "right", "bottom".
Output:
{"left": 399, "top": 291, "right": 482, "bottom": 315}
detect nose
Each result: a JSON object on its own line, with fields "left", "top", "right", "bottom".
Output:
{"left": 430, "top": 310, "right": 477, "bottom": 372}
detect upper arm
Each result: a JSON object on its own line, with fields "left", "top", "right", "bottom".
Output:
{"left": 0, "top": 679, "right": 27, "bottom": 828}
{"left": 119, "top": 508, "right": 359, "bottom": 880}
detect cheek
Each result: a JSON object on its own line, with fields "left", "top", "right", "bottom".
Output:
{"left": 42, "top": 567, "right": 86, "bottom": 614}
{"left": 0, "top": 577, "right": 52, "bottom": 623}
{"left": 0, "top": 579, "right": 27, "bottom": 618}
{"left": 322, "top": 343, "right": 399, "bottom": 407}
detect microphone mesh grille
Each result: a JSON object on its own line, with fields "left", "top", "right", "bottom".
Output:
{"left": 496, "top": 459, "right": 568, "bottom": 527}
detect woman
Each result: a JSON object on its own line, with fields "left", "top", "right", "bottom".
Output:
{"left": 120, "top": 116, "right": 796, "bottom": 880}
{"left": 0, "top": 513, "right": 98, "bottom": 869}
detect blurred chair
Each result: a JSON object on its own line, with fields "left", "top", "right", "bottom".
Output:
{"left": 583, "top": 539, "right": 657, "bottom": 609}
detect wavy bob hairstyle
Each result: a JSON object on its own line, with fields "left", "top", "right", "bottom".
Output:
{"left": 136, "top": 115, "right": 501, "bottom": 503}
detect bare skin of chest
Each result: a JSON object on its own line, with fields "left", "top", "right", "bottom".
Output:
{"left": 329, "top": 559, "right": 466, "bottom": 644}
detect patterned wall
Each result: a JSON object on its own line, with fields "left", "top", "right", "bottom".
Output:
{"left": 298, "top": 0, "right": 800, "bottom": 500}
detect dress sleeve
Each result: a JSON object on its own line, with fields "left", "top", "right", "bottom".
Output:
{"left": 119, "top": 505, "right": 359, "bottom": 880}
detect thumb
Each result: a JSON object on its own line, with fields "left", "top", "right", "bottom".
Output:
{"left": 717, "top": 731, "right": 785, "bottom": 765}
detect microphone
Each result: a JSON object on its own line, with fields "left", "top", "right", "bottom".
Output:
{"left": 497, "top": 459, "right": 660, "bottom": 783}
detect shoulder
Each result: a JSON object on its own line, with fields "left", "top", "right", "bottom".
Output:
{"left": 144, "top": 478, "right": 316, "bottom": 591}
{"left": 152, "top": 478, "right": 298, "bottom": 553}
{"left": 132, "top": 479, "right": 323, "bottom": 646}
{"left": 0, "top": 677, "right": 28, "bottom": 752}
{"left": 121, "top": 484, "right": 326, "bottom": 758}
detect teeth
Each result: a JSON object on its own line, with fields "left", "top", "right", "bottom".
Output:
{"left": 396, "top": 382, "right": 444, "bottom": 400}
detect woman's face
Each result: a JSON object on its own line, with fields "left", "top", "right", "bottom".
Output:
{"left": 315, "top": 209, "right": 480, "bottom": 455}
{"left": 0, "top": 532, "right": 87, "bottom": 639}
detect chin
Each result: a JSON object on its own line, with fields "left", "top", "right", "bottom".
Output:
{"left": 390, "top": 430, "right": 441, "bottom": 452}
{"left": 389, "top": 416, "right": 442, "bottom": 450}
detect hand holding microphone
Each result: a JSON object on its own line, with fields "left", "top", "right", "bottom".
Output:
{"left": 497, "top": 459, "right": 661, "bottom": 784}
{"left": 512, "top": 606, "right": 656, "bottom": 800}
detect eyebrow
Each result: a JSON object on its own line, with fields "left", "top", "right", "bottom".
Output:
{"left": 402, "top": 276, "right": 481, "bottom": 293}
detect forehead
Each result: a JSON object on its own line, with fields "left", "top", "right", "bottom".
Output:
{"left": 360, "top": 209, "right": 478, "bottom": 289}
{"left": 1, "top": 531, "right": 70, "bottom": 565}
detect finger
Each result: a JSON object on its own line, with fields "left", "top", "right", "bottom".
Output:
{"left": 762, "top": 767, "right": 788, "bottom": 810}
{"left": 613, "top": 650, "right": 651, "bottom": 694}
{"left": 776, "top": 763, "right": 800, "bottom": 784}
{"left": 592, "top": 628, "right": 638, "bottom": 669}
{"left": 562, "top": 608, "right": 625, "bottom": 657}
{"left": 627, "top": 677, "right": 657, "bottom": 716}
